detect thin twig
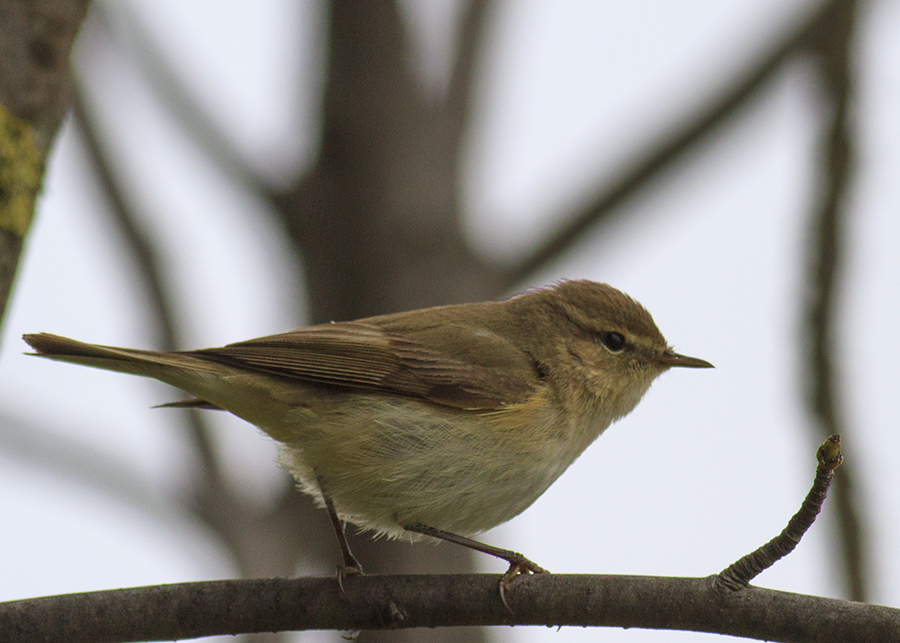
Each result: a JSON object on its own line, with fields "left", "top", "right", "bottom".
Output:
{"left": 716, "top": 435, "right": 843, "bottom": 592}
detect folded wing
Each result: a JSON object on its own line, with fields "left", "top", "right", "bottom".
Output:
{"left": 190, "top": 322, "right": 538, "bottom": 410}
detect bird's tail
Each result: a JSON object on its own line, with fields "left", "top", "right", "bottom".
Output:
{"left": 22, "top": 333, "right": 221, "bottom": 383}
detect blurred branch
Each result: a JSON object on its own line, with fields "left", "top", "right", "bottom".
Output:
{"left": 0, "top": 409, "right": 168, "bottom": 520}
{"left": 800, "top": 0, "right": 865, "bottom": 601}
{"left": 4, "top": 574, "right": 898, "bottom": 642}
{"left": 0, "top": 105, "right": 42, "bottom": 334}
{"left": 86, "top": 2, "right": 272, "bottom": 192}
{"left": 446, "top": 0, "right": 493, "bottom": 135}
{"left": 69, "top": 84, "right": 223, "bottom": 487}
{"left": 508, "top": 0, "right": 844, "bottom": 285}
{"left": 70, "top": 84, "right": 319, "bottom": 595}
{"left": 0, "top": 0, "right": 90, "bottom": 338}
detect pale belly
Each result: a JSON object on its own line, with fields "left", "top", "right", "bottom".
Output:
{"left": 269, "top": 393, "right": 609, "bottom": 539}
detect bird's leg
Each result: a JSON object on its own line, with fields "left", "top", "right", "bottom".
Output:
{"left": 320, "top": 485, "right": 362, "bottom": 594}
{"left": 404, "top": 523, "right": 546, "bottom": 610}
{"left": 403, "top": 523, "right": 545, "bottom": 574}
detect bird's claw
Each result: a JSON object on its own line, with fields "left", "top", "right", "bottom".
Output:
{"left": 335, "top": 563, "right": 364, "bottom": 597}
{"left": 498, "top": 556, "right": 547, "bottom": 613}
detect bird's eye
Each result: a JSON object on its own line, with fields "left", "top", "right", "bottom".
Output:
{"left": 601, "top": 331, "right": 626, "bottom": 352}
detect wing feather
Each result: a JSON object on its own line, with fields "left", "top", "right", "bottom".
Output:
{"left": 187, "top": 322, "right": 536, "bottom": 410}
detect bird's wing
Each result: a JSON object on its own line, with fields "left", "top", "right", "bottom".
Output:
{"left": 188, "top": 322, "right": 538, "bottom": 410}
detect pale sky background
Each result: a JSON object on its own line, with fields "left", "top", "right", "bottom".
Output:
{"left": 2, "top": 1, "right": 899, "bottom": 642}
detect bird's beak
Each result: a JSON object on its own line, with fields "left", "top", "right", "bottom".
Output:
{"left": 657, "top": 350, "right": 714, "bottom": 369}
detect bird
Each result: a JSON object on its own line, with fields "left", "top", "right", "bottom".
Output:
{"left": 23, "top": 279, "right": 712, "bottom": 591}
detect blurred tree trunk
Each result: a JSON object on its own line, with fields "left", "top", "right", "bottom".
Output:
{"left": 0, "top": 0, "right": 89, "bottom": 335}
{"left": 270, "top": 3, "right": 504, "bottom": 639}
{"left": 277, "top": 0, "right": 507, "bottom": 321}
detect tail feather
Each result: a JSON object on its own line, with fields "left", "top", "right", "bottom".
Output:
{"left": 22, "top": 333, "right": 220, "bottom": 380}
{"left": 154, "top": 398, "right": 223, "bottom": 410}
{"left": 24, "top": 333, "right": 283, "bottom": 429}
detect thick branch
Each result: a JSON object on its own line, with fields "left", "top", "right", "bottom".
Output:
{"left": 0, "top": 0, "right": 89, "bottom": 150}
{"left": 0, "top": 0, "right": 90, "bottom": 335}
{"left": 2, "top": 574, "right": 897, "bottom": 643}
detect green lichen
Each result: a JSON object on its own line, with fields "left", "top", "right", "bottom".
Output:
{"left": 0, "top": 103, "right": 43, "bottom": 237}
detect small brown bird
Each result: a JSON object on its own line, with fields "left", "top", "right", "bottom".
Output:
{"left": 24, "top": 280, "right": 712, "bottom": 588}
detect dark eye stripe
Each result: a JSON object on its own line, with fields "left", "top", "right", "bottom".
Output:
{"left": 601, "top": 331, "right": 626, "bottom": 352}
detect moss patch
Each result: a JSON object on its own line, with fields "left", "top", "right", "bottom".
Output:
{"left": 0, "top": 103, "right": 43, "bottom": 237}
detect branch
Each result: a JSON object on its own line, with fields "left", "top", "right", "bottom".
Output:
{"left": 507, "top": 0, "right": 842, "bottom": 285}
{"left": 0, "top": 0, "right": 89, "bottom": 151}
{"left": 83, "top": 3, "right": 270, "bottom": 190}
{"left": 799, "top": 0, "right": 866, "bottom": 601}
{"left": 0, "top": 0, "right": 90, "bottom": 337}
{"left": 0, "top": 104, "right": 42, "bottom": 333}
{"left": 717, "top": 435, "right": 843, "bottom": 591}
{"left": 445, "top": 0, "right": 492, "bottom": 134}
{"left": 2, "top": 574, "right": 897, "bottom": 643}
{"left": 1, "top": 427, "right": 872, "bottom": 642}
{"left": 69, "top": 84, "right": 224, "bottom": 488}
{"left": 0, "top": 409, "right": 168, "bottom": 521}
{"left": 69, "top": 86, "right": 315, "bottom": 579}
